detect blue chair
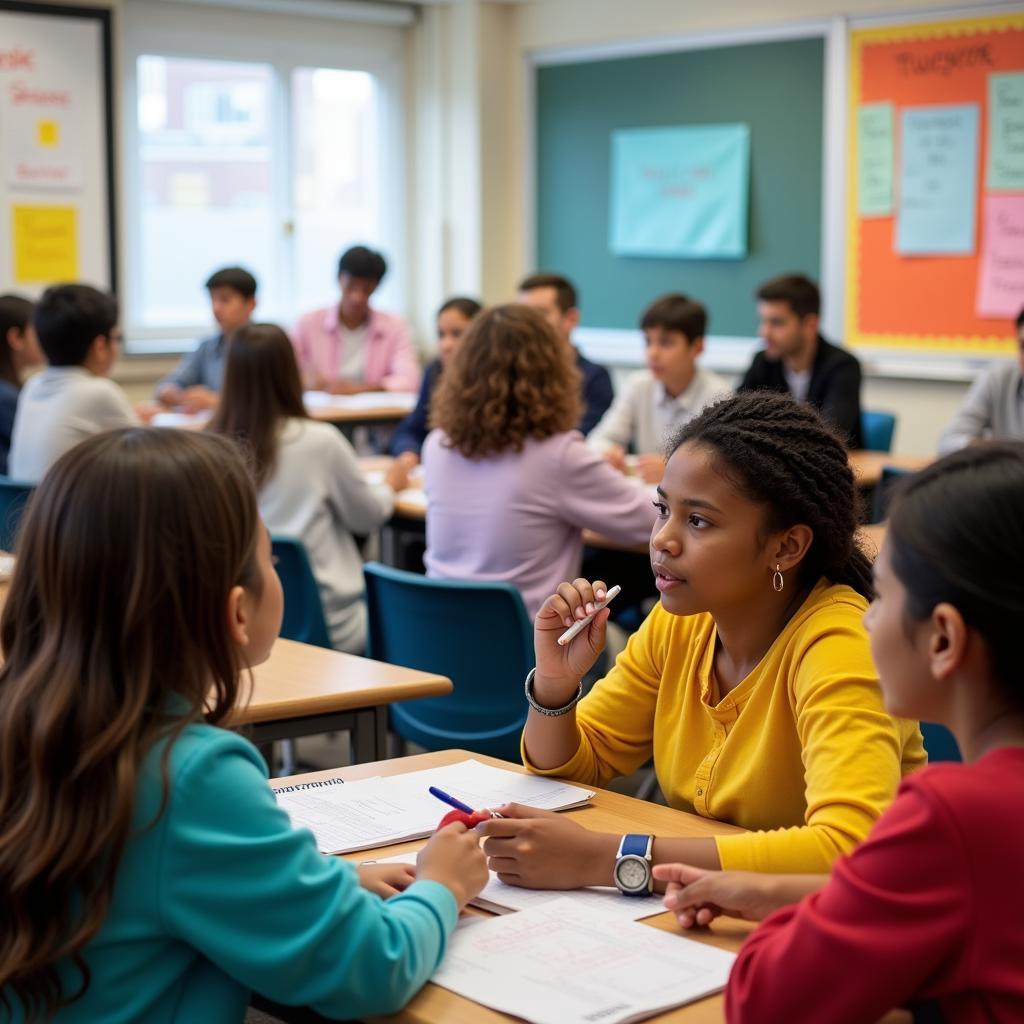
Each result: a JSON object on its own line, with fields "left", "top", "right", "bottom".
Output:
{"left": 870, "top": 464, "right": 913, "bottom": 524}
{"left": 271, "top": 536, "right": 332, "bottom": 649}
{"left": 921, "top": 722, "right": 962, "bottom": 763}
{"left": 364, "top": 563, "right": 534, "bottom": 762}
{"left": 861, "top": 410, "right": 897, "bottom": 453}
{"left": 0, "top": 477, "right": 33, "bottom": 553}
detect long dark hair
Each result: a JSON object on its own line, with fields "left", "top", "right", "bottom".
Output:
{"left": 669, "top": 391, "right": 873, "bottom": 599}
{"left": 888, "top": 442, "right": 1024, "bottom": 699}
{"left": 207, "top": 322, "right": 307, "bottom": 487}
{"left": 0, "top": 429, "right": 262, "bottom": 1017}
{"left": 0, "top": 293, "right": 33, "bottom": 389}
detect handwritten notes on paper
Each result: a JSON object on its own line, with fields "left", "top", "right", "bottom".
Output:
{"left": 987, "top": 73, "right": 1024, "bottom": 191}
{"left": 977, "top": 196, "right": 1024, "bottom": 318}
{"left": 896, "top": 104, "right": 979, "bottom": 255}
{"left": 432, "top": 900, "right": 735, "bottom": 1024}
{"left": 857, "top": 103, "right": 895, "bottom": 216}
{"left": 610, "top": 124, "right": 750, "bottom": 259}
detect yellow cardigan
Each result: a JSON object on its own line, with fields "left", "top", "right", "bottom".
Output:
{"left": 523, "top": 580, "right": 926, "bottom": 873}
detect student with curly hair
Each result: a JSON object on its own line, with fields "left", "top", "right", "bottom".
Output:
{"left": 423, "top": 304, "right": 655, "bottom": 618}
{"left": 478, "top": 391, "right": 925, "bottom": 885}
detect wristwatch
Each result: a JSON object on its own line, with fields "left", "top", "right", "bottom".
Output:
{"left": 613, "top": 834, "right": 653, "bottom": 896}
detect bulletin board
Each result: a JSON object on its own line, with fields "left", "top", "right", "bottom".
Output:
{"left": 0, "top": 2, "right": 116, "bottom": 295}
{"left": 846, "top": 12, "right": 1024, "bottom": 356}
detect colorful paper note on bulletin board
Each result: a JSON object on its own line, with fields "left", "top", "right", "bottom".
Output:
{"left": 846, "top": 13, "right": 1024, "bottom": 356}
{"left": 12, "top": 205, "right": 78, "bottom": 284}
{"left": 609, "top": 124, "right": 750, "bottom": 259}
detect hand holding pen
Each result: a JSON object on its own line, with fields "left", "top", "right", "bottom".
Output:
{"left": 531, "top": 579, "right": 620, "bottom": 708}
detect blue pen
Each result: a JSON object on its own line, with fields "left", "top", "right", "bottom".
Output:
{"left": 428, "top": 786, "right": 505, "bottom": 819}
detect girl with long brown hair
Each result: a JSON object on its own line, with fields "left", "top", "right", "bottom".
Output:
{"left": 209, "top": 322, "right": 409, "bottom": 653}
{"left": 423, "top": 303, "right": 655, "bottom": 618}
{"left": 0, "top": 428, "right": 486, "bottom": 1022}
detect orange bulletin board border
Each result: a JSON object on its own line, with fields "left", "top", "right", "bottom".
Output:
{"left": 846, "top": 12, "right": 1024, "bottom": 356}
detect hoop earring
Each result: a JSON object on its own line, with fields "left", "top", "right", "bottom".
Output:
{"left": 772, "top": 565, "right": 784, "bottom": 593}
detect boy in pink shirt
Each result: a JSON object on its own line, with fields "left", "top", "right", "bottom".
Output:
{"left": 291, "top": 246, "right": 420, "bottom": 394}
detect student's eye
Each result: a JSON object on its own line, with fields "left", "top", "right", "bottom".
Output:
{"left": 652, "top": 500, "right": 669, "bottom": 519}
{"left": 687, "top": 514, "right": 710, "bottom": 530}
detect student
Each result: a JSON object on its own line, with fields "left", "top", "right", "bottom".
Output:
{"left": 589, "top": 293, "right": 731, "bottom": 484}
{"left": 938, "top": 306, "right": 1024, "bottom": 453}
{"left": 517, "top": 273, "right": 613, "bottom": 435}
{"left": 739, "top": 274, "right": 863, "bottom": 448}
{"left": 389, "top": 297, "right": 482, "bottom": 465}
{"left": 656, "top": 443, "right": 1024, "bottom": 1024}
{"left": 155, "top": 267, "right": 257, "bottom": 413}
{"left": 208, "top": 323, "right": 410, "bottom": 654}
{"left": 477, "top": 392, "right": 924, "bottom": 885}
{"left": 0, "top": 428, "right": 488, "bottom": 1023}
{"left": 423, "top": 304, "right": 655, "bottom": 619}
{"left": 9, "top": 284, "right": 137, "bottom": 483}
{"left": 0, "top": 293, "right": 44, "bottom": 475}
{"left": 292, "top": 245, "right": 420, "bottom": 395}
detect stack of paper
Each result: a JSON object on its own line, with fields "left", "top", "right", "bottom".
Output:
{"left": 274, "top": 759, "right": 594, "bottom": 855}
{"left": 303, "top": 390, "right": 417, "bottom": 412}
{"left": 433, "top": 900, "right": 736, "bottom": 1024}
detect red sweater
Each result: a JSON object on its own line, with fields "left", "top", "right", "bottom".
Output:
{"left": 727, "top": 747, "right": 1024, "bottom": 1023}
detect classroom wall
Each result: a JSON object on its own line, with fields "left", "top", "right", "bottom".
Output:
{"left": 473, "top": 0, "right": 1013, "bottom": 455}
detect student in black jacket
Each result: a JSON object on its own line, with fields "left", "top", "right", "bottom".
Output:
{"left": 739, "top": 274, "right": 863, "bottom": 448}
{"left": 389, "top": 297, "right": 482, "bottom": 465}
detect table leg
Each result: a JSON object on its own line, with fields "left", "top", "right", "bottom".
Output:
{"left": 351, "top": 706, "right": 386, "bottom": 763}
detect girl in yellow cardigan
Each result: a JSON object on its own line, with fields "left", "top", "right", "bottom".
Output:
{"left": 479, "top": 391, "right": 924, "bottom": 887}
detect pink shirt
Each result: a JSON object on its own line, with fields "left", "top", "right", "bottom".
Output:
{"left": 422, "top": 429, "right": 658, "bottom": 618}
{"left": 291, "top": 306, "right": 421, "bottom": 392}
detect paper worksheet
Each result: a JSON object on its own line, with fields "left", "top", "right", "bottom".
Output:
{"left": 375, "top": 852, "right": 664, "bottom": 922}
{"left": 303, "top": 390, "right": 417, "bottom": 412}
{"left": 274, "top": 760, "right": 594, "bottom": 855}
{"left": 432, "top": 899, "right": 735, "bottom": 1024}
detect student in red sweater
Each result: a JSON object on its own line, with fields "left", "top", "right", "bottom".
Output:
{"left": 653, "top": 441, "right": 1024, "bottom": 1024}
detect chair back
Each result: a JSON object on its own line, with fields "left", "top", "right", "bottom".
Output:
{"left": 861, "top": 410, "right": 897, "bottom": 453}
{"left": 363, "top": 563, "right": 534, "bottom": 761}
{"left": 921, "top": 722, "right": 962, "bottom": 763}
{"left": 0, "top": 477, "right": 33, "bottom": 553}
{"left": 870, "top": 465, "right": 913, "bottom": 524}
{"left": 271, "top": 536, "right": 332, "bottom": 649}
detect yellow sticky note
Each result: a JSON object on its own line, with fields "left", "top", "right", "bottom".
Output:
{"left": 12, "top": 205, "right": 78, "bottom": 284}
{"left": 37, "top": 120, "right": 59, "bottom": 147}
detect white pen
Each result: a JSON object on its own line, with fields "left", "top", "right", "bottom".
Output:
{"left": 557, "top": 585, "right": 621, "bottom": 646}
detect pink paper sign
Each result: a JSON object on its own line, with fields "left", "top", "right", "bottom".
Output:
{"left": 976, "top": 195, "right": 1024, "bottom": 319}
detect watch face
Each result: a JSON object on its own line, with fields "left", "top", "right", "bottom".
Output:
{"left": 615, "top": 855, "right": 649, "bottom": 891}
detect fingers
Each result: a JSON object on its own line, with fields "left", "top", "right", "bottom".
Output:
{"left": 437, "top": 821, "right": 469, "bottom": 835}
{"left": 496, "top": 803, "right": 560, "bottom": 821}
{"left": 539, "top": 580, "right": 610, "bottom": 629}
{"left": 653, "top": 863, "right": 708, "bottom": 886}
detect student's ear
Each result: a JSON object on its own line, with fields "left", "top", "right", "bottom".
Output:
{"left": 226, "top": 584, "right": 250, "bottom": 648}
{"left": 802, "top": 312, "right": 820, "bottom": 341}
{"left": 691, "top": 336, "right": 705, "bottom": 357}
{"left": 564, "top": 307, "right": 581, "bottom": 333}
{"left": 771, "top": 525, "right": 814, "bottom": 574}
{"left": 245, "top": 296, "right": 257, "bottom": 318}
{"left": 927, "top": 602, "right": 968, "bottom": 681}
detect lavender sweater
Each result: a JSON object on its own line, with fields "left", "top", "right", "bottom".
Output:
{"left": 422, "top": 429, "right": 658, "bottom": 618}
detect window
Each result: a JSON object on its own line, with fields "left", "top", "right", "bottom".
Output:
{"left": 127, "top": 51, "right": 396, "bottom": 350}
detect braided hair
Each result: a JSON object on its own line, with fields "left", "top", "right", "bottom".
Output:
{"left": 667, "top": 391, "right": 873, "bottom": 600}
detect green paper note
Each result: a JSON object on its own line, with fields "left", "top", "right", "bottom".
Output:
{"left": 858, "top": 102, "right": 894, "bottom": 217}
{"left": 987, "top": 72, "right": 1024, "bottom": 192}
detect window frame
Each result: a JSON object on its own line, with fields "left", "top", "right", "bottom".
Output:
{"left": 121, "top": 7, "right": 406, "bottom": 355}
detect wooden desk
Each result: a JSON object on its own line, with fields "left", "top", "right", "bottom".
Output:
{"left": 267, "top": 749, "right": 752, "bottom": 1024}
{"left": 237, "top": 639, "right": 451, "bottom": 762}
{"left": 849, "top": 450, "right": 932, "bottom": 488}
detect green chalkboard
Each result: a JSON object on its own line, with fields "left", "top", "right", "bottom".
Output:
{"left": 536, "top": 37, "right": 824, "bottom": 335}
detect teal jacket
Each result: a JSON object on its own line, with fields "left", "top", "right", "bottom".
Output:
{"left": 8, "top": 724, "right": 457, "bottom": 1022}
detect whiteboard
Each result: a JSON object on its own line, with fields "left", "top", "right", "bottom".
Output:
{"left": 0, "top": 2, "right": 115, "bottom": 295}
